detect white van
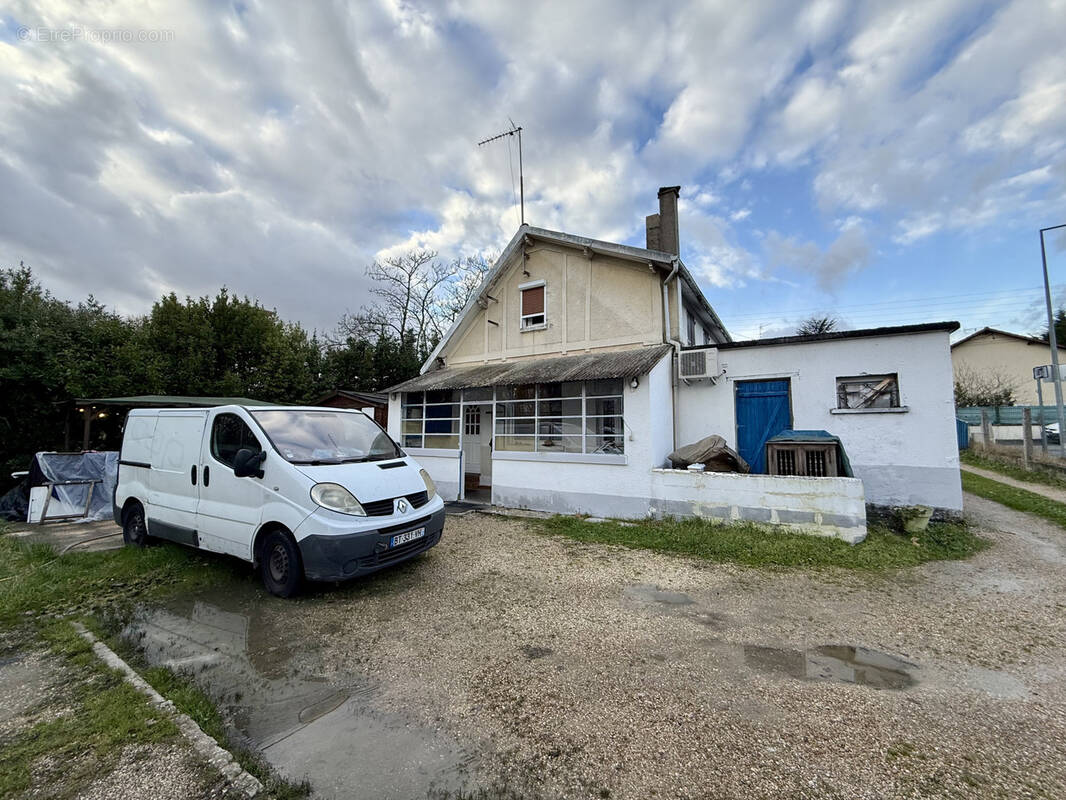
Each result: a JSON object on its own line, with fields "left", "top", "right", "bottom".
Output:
{"left": 113, "top": 405, "right": 445, "bottom": 597}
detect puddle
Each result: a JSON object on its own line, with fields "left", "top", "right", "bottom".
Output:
{"left": 520, "top": 645, "right": 554, "bottom": 660}
{"left": 123, "top": 590, "right": 478, "bottom": 799}
{"left": 742, "top": 643, "right": 917, "bottom": 689}
{"left": 624, "top": 583, "right": 695, "bottom": 605}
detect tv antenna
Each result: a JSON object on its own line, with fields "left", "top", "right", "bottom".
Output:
{"left": 478, "top": 119, "right": 524, "bottom": 225}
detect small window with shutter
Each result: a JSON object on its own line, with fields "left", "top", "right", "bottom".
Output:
{"left": 519, "top": 281, "right": 546, "bottom": 330}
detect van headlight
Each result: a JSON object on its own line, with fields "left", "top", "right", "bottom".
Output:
{"left": 419, "top": 469, "right": 437, "bottom": 500}
{"left": 310, "top": 483, "right": 367, "bottom": 516}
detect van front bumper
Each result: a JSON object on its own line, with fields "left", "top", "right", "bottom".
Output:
{"left": 296, "top": 506, "right": 446, "bottom": 582}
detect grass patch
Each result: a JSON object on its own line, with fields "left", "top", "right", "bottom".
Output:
{"left": 0, "top": 535, "right": 248, "bottom": 625}
{"left": 0, "top": 528, "right": 308, "bottom": 798}
{"left": 537, "top": 515, "right": 987, "bottom": 571}
{"left": 961, "top": 470, "right": 1066, "bottom": 530}
{"left": 0, "top": 620, "right": 178, "bottom": 797}
{"left": 961, "top": 449, "right": 1066, "bottom": 491}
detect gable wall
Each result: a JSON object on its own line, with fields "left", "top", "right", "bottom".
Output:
{"left": 951, "top": 333, "right": 1060, "bottom": 405}
{"left": 444, "top": 245, "right": 665, "bottom": 366}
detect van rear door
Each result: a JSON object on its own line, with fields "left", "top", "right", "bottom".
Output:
{"left": 147, "top": 411, "right": 208, "bottom": 545}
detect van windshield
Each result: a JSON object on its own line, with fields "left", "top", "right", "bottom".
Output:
{"left": 251, "top": 410, "right": 401, "bottom": 464}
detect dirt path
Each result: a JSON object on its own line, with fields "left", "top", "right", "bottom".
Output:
{"left": 124, "top": 495, "right": 1066, "bottom": 800}
{"left": 5, "top": 519, "right": 124, "bottom": 554}
{"left": 961, "top": 462, "right": 1066, "bottom": 504}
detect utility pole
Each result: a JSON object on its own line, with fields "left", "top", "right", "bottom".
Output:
{"left": 478, "top": 120, "right": 524, "bottom": 225}
{"left": 1040, "top": 223, "right": 1066, "bottom": 458}
{"left": 1036, "top": 370, "right": 1048, "bottom": 455}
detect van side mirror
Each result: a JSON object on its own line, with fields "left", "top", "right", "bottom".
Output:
{"left": 233, "top": 449, "right": 266, "bottom": 478}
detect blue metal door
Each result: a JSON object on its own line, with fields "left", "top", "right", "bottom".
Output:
{"left": 735, "top": 380, "right": 791, "bottom": 473}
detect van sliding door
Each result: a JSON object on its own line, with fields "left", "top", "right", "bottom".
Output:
{"left": 147, "top": 411, "right": 207, "bottom": 545}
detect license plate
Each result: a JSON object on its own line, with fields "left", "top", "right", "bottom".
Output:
{"left": 390, "top": 527, "right": 425, "bottom": 548}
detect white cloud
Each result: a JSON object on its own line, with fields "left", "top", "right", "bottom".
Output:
{"left": 0, "top": 0, "right": 1063, "bottom": 332}
{"left": 764, "top": 226, "right": 872, "bottom": 290}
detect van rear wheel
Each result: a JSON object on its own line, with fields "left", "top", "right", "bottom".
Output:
{"left": 260, "top": 530, "right": 303, "bottom": 598}
{"left": 122, "top": 503, "right": 150, "bottom": 547}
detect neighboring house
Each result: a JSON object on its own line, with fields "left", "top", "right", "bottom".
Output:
{"left": 387, "top": 187, "right": 962, "bottom": 539}
{"left": 312, "top": 389, "right": 389, "bottom": 427}
{"left": 951, "top": 327, "right": 1064, "bottom": 405}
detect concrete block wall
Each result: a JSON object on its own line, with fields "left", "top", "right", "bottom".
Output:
{"left": 650, "top": 469, "right": 867, "bottom": 543}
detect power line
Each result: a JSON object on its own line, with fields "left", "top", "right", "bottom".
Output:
{"left": 720, "top": 285, "right": 1062, "bottom": 323}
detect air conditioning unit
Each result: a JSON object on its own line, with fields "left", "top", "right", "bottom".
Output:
{"left": 678, "top": 347, "right": 719, "bottom": 381}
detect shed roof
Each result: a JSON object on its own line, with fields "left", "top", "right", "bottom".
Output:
{"left": 702, "top": 321, "right": 960, "bottom": 351}
{"left": 310, "top": 389, "right": 387, "bottom": 406}
{"left": 387, "top": 344, "right": 672, "bottom": 393}
{"left": 950, "top": 326, "right": 1065, "bottom": 350}
{"left": 75, "top": 394, "right": 274, "bottom": 407}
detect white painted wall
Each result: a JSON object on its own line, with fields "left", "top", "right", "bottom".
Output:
{"left": 969, "top": 424, "right": 1043, "bottom": 444}
{"left": 403, "top": 451, "right": 461, "bottom": 502}
{"left": 675, "top": 330, "right": 962, "bottom": 511}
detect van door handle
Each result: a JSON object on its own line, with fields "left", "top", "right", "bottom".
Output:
{"left": 203, "top": 465, "right": 210, "bottom": 487}
{"left": 191, "top": 465, "right": 197, "bottom": 485}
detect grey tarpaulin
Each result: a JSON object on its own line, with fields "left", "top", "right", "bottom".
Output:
{"left": 34, "top": 451, "right": 119, "bottom": 522}
{"left": 667, "top": 435, "right": 750, "bottom": 473}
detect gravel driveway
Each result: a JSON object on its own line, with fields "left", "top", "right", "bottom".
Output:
{"left": 131, "top": 499, "right": 1066, "bottom": 799}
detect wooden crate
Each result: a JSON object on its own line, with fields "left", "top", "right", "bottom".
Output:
{"left": 766, "top": 441, "right": 840, "bottom": 477}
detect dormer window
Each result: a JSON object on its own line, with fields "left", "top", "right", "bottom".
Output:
{"left": 520, "top": 281, "right": 546, "bottom": 330}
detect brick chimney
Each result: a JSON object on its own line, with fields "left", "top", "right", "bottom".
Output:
{"left": 645, "top": 212, "right": 661, "bottom": 251}
{"left": 656, "top": 186, "right": 680, "bottom": 256}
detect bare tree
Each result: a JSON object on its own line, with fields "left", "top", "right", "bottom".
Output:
{"left": 953, "top": 364, "right": 1018, "bottom": 408}
{"left": 336, "top": 250, "right": 495, "bottom": 354}
{"left": 435, "top": 253, "right": 494, "bottom": 327}
{"left": 796, "top": 315, "right": 839, "bottom": 336}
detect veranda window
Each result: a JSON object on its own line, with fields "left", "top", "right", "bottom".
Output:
{"left": 400, "top": 390, "right": 460, "bottom": 449}
{"left": 400, "top": 381, "right": 626, "bottom": 455}
{"left": 495, "top": 379, "right": 624, "bottom": 454}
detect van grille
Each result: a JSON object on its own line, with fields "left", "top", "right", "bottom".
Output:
{"left": 358, "top": 528, "right": 441, "bottom": 569}
{"left": 362, "top": 491, "right": 431, "bottom": 517}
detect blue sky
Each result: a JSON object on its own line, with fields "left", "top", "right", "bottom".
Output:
{"left": 0, "top": 0, "right": 1064, "bottom": 340}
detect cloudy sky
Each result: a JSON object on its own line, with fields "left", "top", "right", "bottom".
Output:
{"left": 1, "top": 0, "right": 1065, "bottom": 340}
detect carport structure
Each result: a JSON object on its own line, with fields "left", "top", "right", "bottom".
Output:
{"left": 72, "top": 395, "right": 271, "bottom": 451}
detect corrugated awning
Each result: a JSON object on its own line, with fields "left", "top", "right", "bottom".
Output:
{"left": 387, "top": 344, "right": 672, "bottom": 393}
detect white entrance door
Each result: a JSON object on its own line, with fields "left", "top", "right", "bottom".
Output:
{"left": 462, "top": 405, "right": 482, "bottom": 475}
{"left": 479, "top": 405, "right": 492, "bottom": 487}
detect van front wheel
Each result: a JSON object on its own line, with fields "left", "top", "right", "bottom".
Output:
{"left": 260, "top": 531, "right": 303, "bottom": 598}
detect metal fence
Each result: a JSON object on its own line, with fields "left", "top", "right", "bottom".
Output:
{"left": 956, "top": 406, "right": 1059, "bottom": 426}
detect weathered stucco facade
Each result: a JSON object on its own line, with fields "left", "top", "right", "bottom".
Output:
{"left": 446, "top": 246, "right": 667, "bottom": 365}
{"left": 951, "top": 327, "right": 1064, "bottom": 406}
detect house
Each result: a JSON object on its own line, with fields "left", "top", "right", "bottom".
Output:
{"left": 951, "top": 327, "right": 1063, "bottom": 406}
{"left": 387, "top": 187, "right": 963, "bottom": 541}
{"left": 311, "top": 389, "right": 388, "bottom": 427}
